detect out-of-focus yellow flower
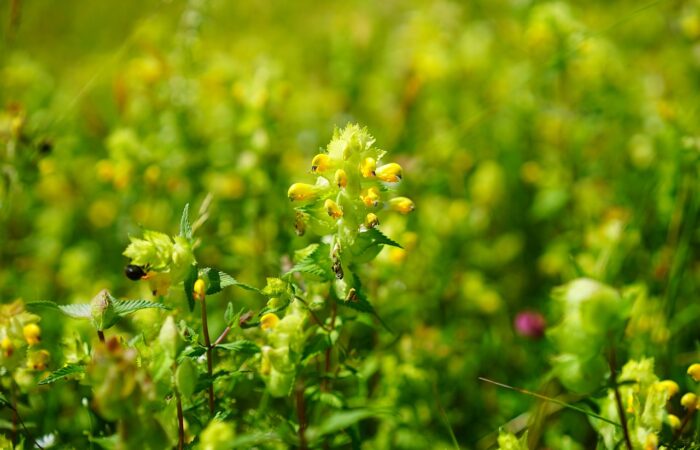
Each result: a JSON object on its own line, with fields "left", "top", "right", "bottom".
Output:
{"left": 360, "top": 157, "right": 376, "bottom": 178}
{"left": 324, "top": 199, "right": 343, "bottom": 219}
{"left": 389, "top": 197, "right": 415, "bottom": 214}
{"left": 657, "top": 379, "right": 679, "bottom": 397}
{"left": 668, "top": 414, "right": 681, "bottom": 430}
{"left": 376, "top": 163, "right": 403, "bottom": 182}
{"left": 311, "top": 154, "right": 332, "bottom": 173}
{"left": 1, "top": 336, "right": 13, "bottom": 356}
{"left": 260, "top": 313, "right": 279, "bottom": 331}
{"left": 688, "top": 363, "right": 700, "bottom": 381}
{"left": 644, "top": 433, "right": 658, "bottom": 450}
{"left": 27, "top": 349, "right": 50, "bottom": 371}
{"left": 681, "top": 392, "right": 698, "bottom": 410}
{"left": 361, "top": 187, "right": 380, "bottom": 207}
{"left": 334, "top": 169, "right": 347, "bottom": 188}
{"left": 288, "top": 183, "right": 318, "bottom": 202}
{"left": 194, "top": 279, "right": 207, "bottom": 301}
{"left": 364, "top": 213, "right": 379, "bottom": 228}
{"left": 23, "top": 323, "right": 41, "bottom": 346}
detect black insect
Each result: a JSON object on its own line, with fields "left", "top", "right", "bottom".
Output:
{"left": 124, "top": 264, "right": 147, "bottom": 281}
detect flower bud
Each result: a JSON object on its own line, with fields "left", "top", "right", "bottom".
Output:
{"left": 360, "top": 157, "right": 376, "bottom": 178}
{"left": 688, "top": 363, "right": 700, "bottom": 382}
{"left": 23, "top": 323, "right": 41, "bottom": 346}
{"left": 334, "top": 169, "right": 348, "bottom": 188}
{"left": 681, "top": 392, "right": 698, "bottom": 410}
{"left": 376, "top": 163, "right": 403, "bottom": 182}
{"left": 361, "top": 187, "right": 381, "bottom": 208}
{"left": 311, "top": 154, "right": 332, "bottom": 173}
{"left": 657, "top": 380, "right": 679, "bottom": 397}
{"left": 514, "top": 311, "right": 546, "bottom": 339}
{"left": 287, "top": 183, "right": 318, "bottom": 202}
{"left": 389, "top": 196, "right": 415, "bottom": 214}
{"left": 668, "top": 414, "right": 681, "bottom": 430}
{"left": 324, "top": 199, "right": 343, "bottom": 219}
{"left": 364, "top": 213, "right": 379, "bottom": 228}
{"left": 261, "top": 313, "right": 280, "bottom": 331}
{"left": 194, "top": 279, "right": 206, "bottom": 301}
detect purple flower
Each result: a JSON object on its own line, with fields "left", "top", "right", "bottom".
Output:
{"left": 514, "top": 311, "right": 546, "bottom": 339}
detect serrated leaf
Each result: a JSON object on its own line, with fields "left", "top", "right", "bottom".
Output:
{"left": 179, "top": 203, "right": 192, "bottom": 240}
{"left": 112, "top": 299, "right": 170, "bottom": 316}
{"left": 200, "top": 268, "right": 260, "bottom": 295}
{"left": 178, "top": 345, "right": 207, "bottom": 363}
{"left": 362, "top": 228, "right": 402, "bottom": 248}
{"left": 338, "top": 280, "right": 393, "bottom": 334}
{"left": 38, "top": 364, "right": 86, "bottom": 385}
{"left": 216, "top": 340, "right": 260, "bottom": 355}
{"left": 27, "top": 301, "right": 91, "bottom": 319}
{"left": 285, "top": 243, "right": 333, "bottom": 281}
{"left": 184, "top": 264, "right": 198, "bottom": 311}
{"left": 293, "top": 243, "right": 320, "bottom": 263}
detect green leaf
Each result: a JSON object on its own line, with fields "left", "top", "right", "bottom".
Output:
{"left": 216, "top": 340, "right": 260, "bottom": 355}
{"left": 176, "top": 358, "right": 198, "bottom": 399}
{"left": 200, "top": 268, "right": 260, "bottom": 295}
{"left": 302, "top": 334, "right": 331, "bottom": 362}
{"left": 229, "top": 432, "right": 281, "bottom": 447}
{"left": 285, "top": 243, "right": 333, "bottom": 281}
{"left": 112, "top": 299, "right": 170, "bottom": 316}
{"left": 349, "top": 228, "right": 402, "bottom": 264}
{"left": 224, "top": 302, "right": 234, "bottom": 324}
{"left": 27, "top": 301, "right": 91, "bottom": 319}
{"left": 179, "top": 203, "right": 192, "bottom": 240}
{"left": 362, "top": 228, "right": 402, "bottom": 248}
{"left": 184, "top": 264, "right": 198, "bottom": 311}
{"left": 305, "top": 409, "right": 389, "bottom": 442}
{"left": 38, "top": 363, "right": 86, "bottom": 385}
{"left": 338, "top": 281, "right": 392, "bottom": 333}
{"left": 89, "top": 434, "right": 118, "bottom": 449}
{"left": 178, "top": 345, "right": 207, "bottom": 363}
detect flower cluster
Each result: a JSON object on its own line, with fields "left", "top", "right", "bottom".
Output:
{"left": 0, "top": 300, "right": 48, "bottom": 381}
{"left": 288, "top": 124, "right": 414, "bottom": 238}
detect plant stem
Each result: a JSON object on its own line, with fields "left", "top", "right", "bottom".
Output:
{"left": 295, "top": 381, "right": 308, "bottom": 450}
{"left": 97, "top": 330, "right": 105, "bottom": 343}
{"left": 322, "top": 299, "right": 338, "bottom": 392}
{"left": 175, "top": 390, "right": 185, "bottom": 450}
{"left": 607, "top": 345, "right": 633, "bottom": 450}
{"left": 200, "top": 295, "right": 215, "bottom": 415}
{"left": 213, "top": 325, "right": 231, "bottom": 347}
{"left": 673, "top": 408, "right": 695, "bottom": 440}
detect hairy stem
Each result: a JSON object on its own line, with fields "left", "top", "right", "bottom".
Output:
{"left": 322, "top": 299, "right": 338, "bottom": 392}
{"left": 175, "top": 390, "right": 185, "bottom": 450}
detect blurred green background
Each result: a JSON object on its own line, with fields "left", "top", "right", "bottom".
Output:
{"left": 2, "top": 0, "right": 700, "bottom": 448}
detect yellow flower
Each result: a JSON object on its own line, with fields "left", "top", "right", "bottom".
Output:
{"left": 260, "top": 313, "right": 280, "bottom": 331}
{"left": 681, "top": 392, "right": 698, "bottom": 410}
{"left": 376, "top": 163, "right": 403, "bottom": 183}
{"left": 1, "top": 336, "right": 13, "bottom": 357}
{"left": 389, "top": 197, "right": 415, "bottom": 214}
{"left": 27, "top": 349, "right": 50, "bottom": 371}
{"left": 23, "top": 323, "right": 41, "bottom": 346}
{"left": 324, "top": 199, "right": 343, "bottom": 219}
{"left": 288, "top": 183, "right": 318, "bottom": 202}
{"left": 364, "top": 213, "right": 379, "bottom": 228}
{"left": 361, "top": 187, "right": 381, "bottom": 207}
{"left": 657, "top": 379, "right": 679, "bottom": 397}
{"left": 688, "top": 363, "right": 700, "bottom": 382}
{"left": 334, "top": 169, "right": 348, "bottom": 188}
{"left": 668, "top": 414, "right": 681, "bottom": 429}
{"left": 360, "top": 157, "right": 376, "bottom": 178}
{"left": 194, "top": 279, "right": 207, "bottom": 301}
{"left": 311, "top": 154, "right": 332, "bottom": 173}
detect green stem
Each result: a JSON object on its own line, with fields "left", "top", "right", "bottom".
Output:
{"left": 607, "top": 346, "right": 633, "bottom": 450}
{"left": 200, "top": 296, "right": 214, "bottom": 416}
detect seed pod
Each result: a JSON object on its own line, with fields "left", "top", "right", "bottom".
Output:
{"left": 23, "top": 323, "right": 41, "bottom": 346}
{"left": 389, "top": 196, "right": 415, "bottom": 214}
{"left": 364, "top": 213, "right": 379, "bottom": 228}
{"left": 311, "top": 154, "right": 332, "bottom": 173}
{"left": 334, "top": 169, "right": 348, "bottom": 188}
{"left": 361, "top": 187, "right": 381, "bottom": 207}
{"left": 332, "top": 257, "right": 344, "bottom": 279}
{"left": 194, "top": 279, "right": 206, "bottom": 301}
{"left": 360, "top": 157, "right": 376, "bottom": 178}
{"left": 324, "top": 199, "right": 343, "bottom": 219}
{"left": 287, "top": 183, "right": 317, "bottom": 202}
{"left": 260, "top": 313, "right": 280, "bottom": 331}
{"left": 376, "top": 163, "right": 403, "bottom": 182}
{"left": 294, "top": 211, "right": 307, "bottom": 236}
